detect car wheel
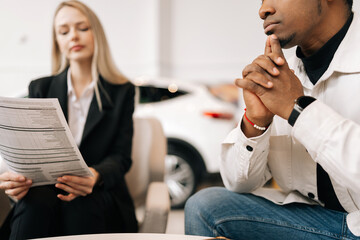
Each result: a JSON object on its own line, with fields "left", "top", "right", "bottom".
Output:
{"left": 165, "top": 144, "right": 199, "bottom": 208}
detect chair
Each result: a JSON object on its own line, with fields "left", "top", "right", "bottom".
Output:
{"left": 126, "top": 117, "right": 170, "bottom": 233}
{"left": 0, "top": 189, "right": 11, "bottom": 227}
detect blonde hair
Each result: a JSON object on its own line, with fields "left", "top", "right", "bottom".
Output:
{"left": 52, "top": 0, "right": 128, "bottom": 110}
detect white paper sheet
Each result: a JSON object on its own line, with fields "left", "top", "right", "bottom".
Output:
{"left": 0, "top": 96, "right": 93, "bottom": 186}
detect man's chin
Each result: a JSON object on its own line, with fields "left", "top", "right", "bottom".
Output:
{"left": 265, "top": 32, "right": 296, "bottom": 48}
{"left": 278, "top": 33, "right": 296, "bottom": 48}
{"left": 281, "top": 44, "right": 296, "bottom": 49}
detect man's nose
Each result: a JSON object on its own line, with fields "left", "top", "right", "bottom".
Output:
{"left": 259, "top": 0, "right": 276, "bottom": 20}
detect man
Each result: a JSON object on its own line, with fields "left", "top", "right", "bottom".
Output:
{"left": 185, "top": 0, "right": 360, "bottom": 239}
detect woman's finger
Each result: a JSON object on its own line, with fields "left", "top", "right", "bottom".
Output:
{"left": 0, "top": 179, "right": 32, "bottom": 190}
{"left": 5, "top": 185, "right": 31, "bottom": 198}
{"left": 0, "top": 172, "right": 26, "bottom": 182}
{"left": 57, "top": 193, "right": 77, "bottom": 202}
{"left": 55, "top": 182, "right": 89, "bottom": 196}
{"left": 58, "top": 175, "right": 94, "bottom": 188}
{"left": 14, "top": 188, "right": 30, "bottom": 200}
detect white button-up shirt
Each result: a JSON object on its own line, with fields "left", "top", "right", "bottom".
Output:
{"left": 221, "top": 12, "right": 360, "bottom": 236}
{"left": 67, "top": 69, "right": 95, "bottom": 146}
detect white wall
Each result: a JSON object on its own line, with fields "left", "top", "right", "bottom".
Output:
{"left": 160, "top": 0, "right": 266, "bottom": 81}
{"left": 164, "top": 0, "right": 360, "bottom": 82}
{"left": 0, "top": 0, "right": 159, "bottom": 97}
{"left": 1, "top": 1, "right": 360, "bottom": 96}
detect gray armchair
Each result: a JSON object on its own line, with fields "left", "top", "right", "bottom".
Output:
{"left": 126, "top": 117, "right": 170, "bottom": 233}
{"left": 0, "top": 189, "right": 11, "bottom": 227}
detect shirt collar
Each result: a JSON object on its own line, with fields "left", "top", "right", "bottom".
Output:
{"left": 295, "top": 13, "right": 353, "bottom": 85}
{"left": 67, "top": 68, "right": 96, "bottom": 100}
{"left": 290, "top": 11, "right": 360, "bottom": 90}
{"left": 296, "top": 13, "right": 353, "bottom": 73}
{"left": 331, "top": 11, "right": 360, "bottom": 74}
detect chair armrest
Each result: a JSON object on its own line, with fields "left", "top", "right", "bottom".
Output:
{"left": 139, "top": 182, "right": 170, "bottom": 233}
{"left": 0, "top": 189, "right": 11, "bottom": 227}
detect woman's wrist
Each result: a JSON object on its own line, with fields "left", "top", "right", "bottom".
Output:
{"left": 89, "top": 167, "right": 102, "bottom": 186}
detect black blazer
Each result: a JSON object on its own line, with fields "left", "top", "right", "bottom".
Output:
{"left": 28, "top": 69, "right": 138, "bottom": 232}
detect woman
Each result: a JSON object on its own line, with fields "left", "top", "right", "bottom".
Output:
{"left": 0, "top": 1, "right": 138, "bottom": 238}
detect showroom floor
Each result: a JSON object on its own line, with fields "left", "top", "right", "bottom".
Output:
{"left": 166, "top": 209, "right": 185, "bottom": 234}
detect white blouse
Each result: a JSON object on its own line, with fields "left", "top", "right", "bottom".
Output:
{"left": 67, "top": 69, "right": 95, "bottom": 146}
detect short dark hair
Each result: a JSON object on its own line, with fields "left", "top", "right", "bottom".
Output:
{"left": 346, "top": 0, "right": 353, "bottom": 10}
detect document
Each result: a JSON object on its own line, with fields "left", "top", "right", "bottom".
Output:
{"left": 0, "top": 96, "right": 93, "bottom": 187}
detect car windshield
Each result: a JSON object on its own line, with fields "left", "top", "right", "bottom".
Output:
{"left": 139, "top": 85, "right": 188, "bottom": 104}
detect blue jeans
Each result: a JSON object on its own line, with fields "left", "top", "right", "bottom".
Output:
{"left": 185, "top": 187, "right": 360, "bottom": 240}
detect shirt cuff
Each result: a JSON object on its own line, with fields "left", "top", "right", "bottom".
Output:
{"left": 223, "top": 119, "right": 272, "bottom": 147}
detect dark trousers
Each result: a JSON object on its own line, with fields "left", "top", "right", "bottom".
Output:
{"left": 4, "top": 185, "right": 124, "bottom": 240}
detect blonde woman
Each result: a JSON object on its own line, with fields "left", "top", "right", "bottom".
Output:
{"left": 0, "top": 1, "right": 137, "bottom": 238}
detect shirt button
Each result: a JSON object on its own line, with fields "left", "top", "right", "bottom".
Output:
{"left": 246, "top": 145, "right": 253, "bottom": 152}
{"left": 308, "top": 192, "right": 315, "bottom": 199}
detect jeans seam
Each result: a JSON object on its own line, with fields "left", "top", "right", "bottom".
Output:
{"left": 341, "top": 214, "right": 346, "bottom": 240}
{"left": 215, "top": 215, "right": 343, "bottom": 239}
{"left": 341, "top": 215, "right": 356, "bottom": 240}
{"left": 199, "top": 212, "right": 221, "bottom": 237}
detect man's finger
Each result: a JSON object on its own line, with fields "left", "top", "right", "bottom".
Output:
{"left": 245, "top": 72, "right": 273, "bottom": 89}
{"left": 235, "top": 78, "right": 268, "bottom": 96}
{"left": 243, "top": 57, "right": 279, "bottom": 79}
{"left": 254, "top": 55, "right": 280, "bottom": 77}
{"left": 265, "top": 36, "right": 272, "bottom": 55}
{"left": 269, "top": 34, "right": 285, "bottom": 65}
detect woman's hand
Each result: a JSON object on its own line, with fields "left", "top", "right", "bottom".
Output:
{"left": 55, "top": 167, "right": 100, "bottom": 202}
{"left": 0, "top": 172, "right": 32, "bottom": 200}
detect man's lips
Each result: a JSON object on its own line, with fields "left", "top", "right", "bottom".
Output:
{"left": 263, "top": 21, "right": 279, "bottom": 34}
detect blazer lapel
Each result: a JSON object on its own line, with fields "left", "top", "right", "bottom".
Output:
{"left": 81, "top": 78, "right": 113, "bottom": 144}
{"left": 47, "top": 69, "right": 69, "bottom": 120}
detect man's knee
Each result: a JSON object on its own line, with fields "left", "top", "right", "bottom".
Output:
{"left": 185, "top": 187, "right": 228, "bottom": 218}
{"left": 185, "top": 187, "right": 229, "bottom": 236}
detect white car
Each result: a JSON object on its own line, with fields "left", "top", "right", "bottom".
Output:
{"left": 133, "top": 77, "right": 239, "bottom": 208}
